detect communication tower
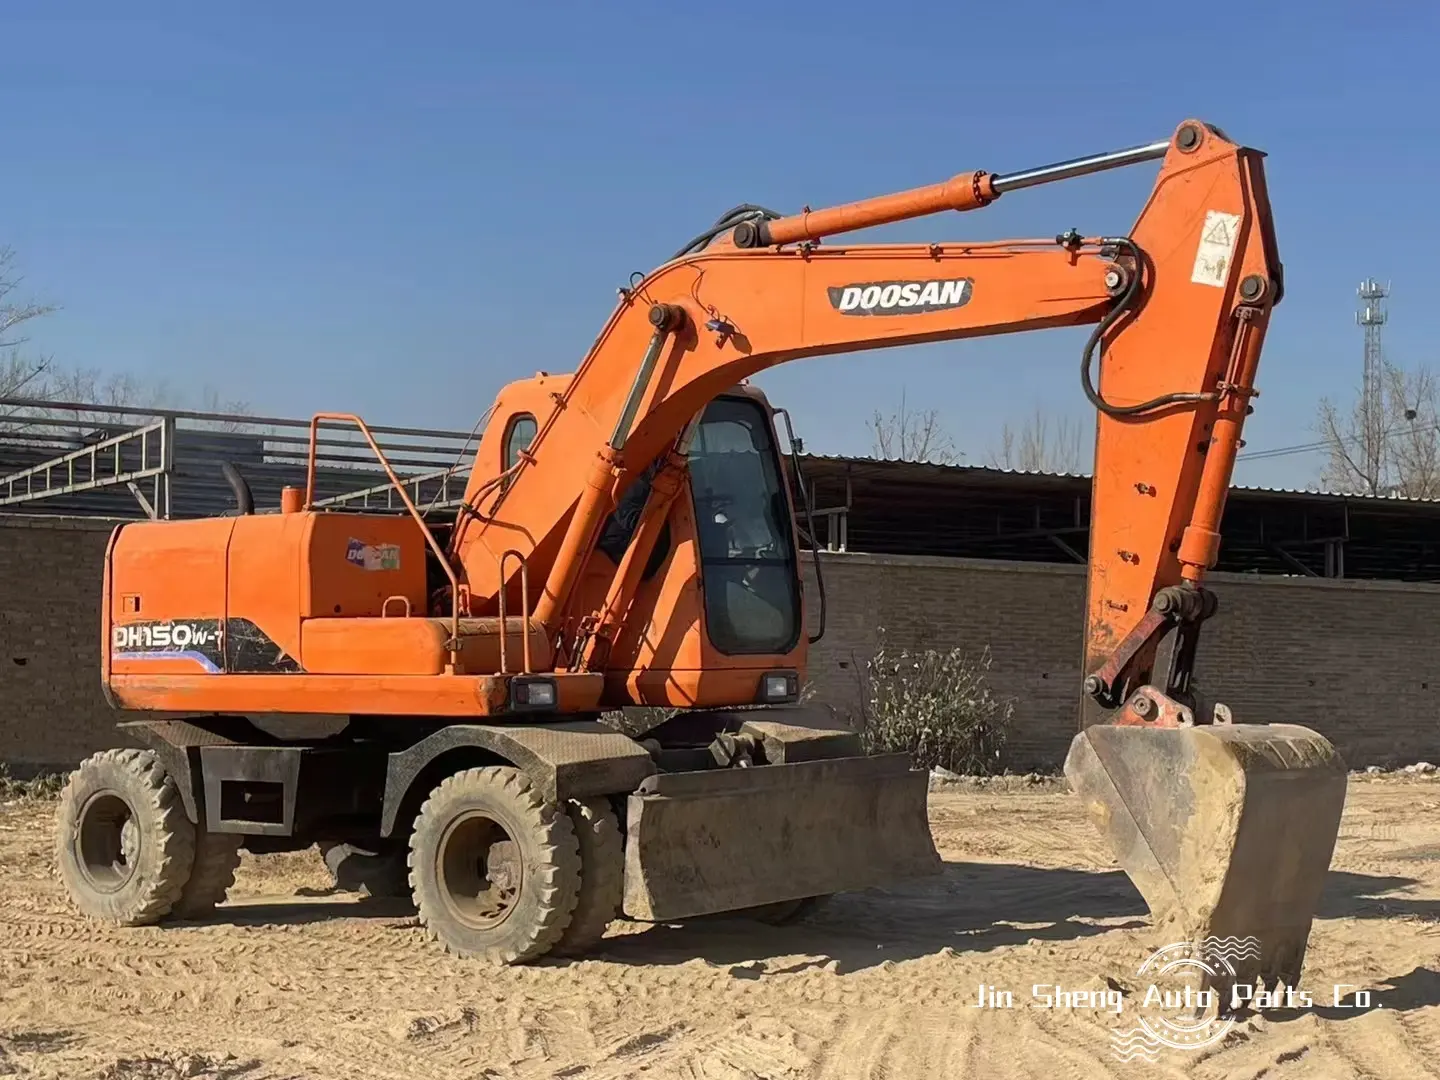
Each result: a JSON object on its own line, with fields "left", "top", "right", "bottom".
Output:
{"left": 1357, "top": 278, "right": 1389, "bottom": 419}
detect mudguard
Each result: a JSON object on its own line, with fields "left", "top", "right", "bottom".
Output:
{"left": 380, "top": 721, "right": 655, "bottom": 836}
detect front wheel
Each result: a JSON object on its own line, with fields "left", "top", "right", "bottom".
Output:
{"left": 408, "top": 766, "right": 582, "bottom": 964}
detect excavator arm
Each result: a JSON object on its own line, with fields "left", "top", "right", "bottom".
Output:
{"left": 456, "top": 119, "right": 1271, "bottom": 725}
{"left": 449, "top": 118, "right": 1347, "bottom": 991}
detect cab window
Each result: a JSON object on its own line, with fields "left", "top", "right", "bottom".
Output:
{"left": 499, "top": 414, "right": 537, "bottom": 494}
{"left": 688, "top": 397, "right": 801, "bottom": 655}
{"left": 503, "top": 414, "right": 537, "bottom": 471}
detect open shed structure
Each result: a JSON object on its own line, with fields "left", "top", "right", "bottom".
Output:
{"left": 3, "top": 396, "right": 1436, "bottom": 583}
{"left": 796, "top": 455, "right": 1440, "bottom": 582}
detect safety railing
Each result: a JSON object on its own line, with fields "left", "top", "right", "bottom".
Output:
{"left": 0, "top": 417, "right": 172, "bottom": 512}
{"left": 305, "top": 413, "right": 463, "bottom": 670}
{"left": 496, "top": 549, "right": 533, "bottom": 674}
{"left": 312, "top": 463, "right": 471, "bottom": 512}
{"left": 0, "top": 396, "right": 477, "bottom": 519}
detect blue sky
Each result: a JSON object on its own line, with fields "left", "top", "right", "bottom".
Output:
{"left": 4, "top": 2, "right": 1437, "bottom": 488}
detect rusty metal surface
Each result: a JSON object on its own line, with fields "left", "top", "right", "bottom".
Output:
{"left": 1113, "top": 685, "right": 1196, "bottom": 728}
{"left": 1085, "top": 607, "right": 1168, "bottom": 708}
{"left": 1064, "top": 722, "right": 1348, "bottom": 989}
{"left": 621, "top": 753, "right": 941, "bottom": 921}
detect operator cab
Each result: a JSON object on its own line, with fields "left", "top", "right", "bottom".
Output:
{"left": 587, "top": 385, "right": 804, "bottom": 657}
{"left": 685, "top": 392, "right": 801, "bottom": 655}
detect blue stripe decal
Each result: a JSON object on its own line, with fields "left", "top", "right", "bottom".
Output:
{"left": 117, "top": 650, "right": 222, "bottom": 674}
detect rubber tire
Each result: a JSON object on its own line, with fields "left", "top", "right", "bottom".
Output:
{"left": 54, "top": 748, "right": 196, "bottom": 926}
{"left": 171, "top": 830, "right": 243, "bottom": 920}
{"left": 408, "top": 766, "right": 581, "bottom": 964}
{"left": 552, "top": 798, "right": 624, "bottom": 956}
{"left": 321, "top": 842, "right": 412, "bottom": 899}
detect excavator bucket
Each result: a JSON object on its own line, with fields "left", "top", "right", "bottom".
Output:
{"left": 620, "top": 752, "right": 942, "bottom": 921}
{"left": 1065, "top": 723, "right": 1348, "bottom": 988}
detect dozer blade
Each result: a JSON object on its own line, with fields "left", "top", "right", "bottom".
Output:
{"left": 621, "top": 753, "right": 941, "bottom": 921}
{"left": 1065, "top": 722, "right": 1348, "bottom": 988}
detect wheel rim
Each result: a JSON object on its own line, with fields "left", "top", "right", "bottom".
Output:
{"left": 437, "top": 810, "right": 522, "bottom": 931}
{"left": 76, "top": 791, "right": 140, "bottom": 893}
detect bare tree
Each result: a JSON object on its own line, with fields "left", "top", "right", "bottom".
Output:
{"left": 195, "top": 386, "right": 259, "bottom": 433}
{"left": 1317, "top": 361, "right": 1440, "bottom": 498}
{"left": 20, "top": 366, "right": 173, "bottom": 440}
{"left": 0, "top": 247, "right": 256, "bottom": 438}
{"left": 1384, "top": 365, "right": 1440, "bottom": 498}
{"left": 0, "top": 246, "right": 58, "bottom": 400}
{"left": 867, "top": 389, "right": 961, "bottom": 465}
{"left": 987, "top": 406, "right": 1089, "bottom": 473}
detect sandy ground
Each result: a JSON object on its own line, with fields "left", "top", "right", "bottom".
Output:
{"left": 3, "top": 775, "right": 1440, "bottom": 1079}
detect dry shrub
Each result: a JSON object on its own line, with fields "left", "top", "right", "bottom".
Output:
{"left": 0, "top": 762, "right": 64, "bottom": 800}
{"left": 858, "top": 632, "right": 1014, "bottom": 775}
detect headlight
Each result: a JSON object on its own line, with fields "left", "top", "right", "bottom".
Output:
{"left": 759, "top": 670, "right": 799, "bottom": 703}
{"left": 511, "top": 677, "right": 558, "bottom": 711}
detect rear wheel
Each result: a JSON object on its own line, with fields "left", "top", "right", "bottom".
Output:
{"left": 553, "top": 798, "right": 624, "bottom": 956}
{"left": 171, "top": 830, "right": 243, "bottom": 919}
{"left": 408, "top": 766, "right": 581, "bottom": 964}
{"left": 54, "top": 749, "right": 196, "bottom": 926}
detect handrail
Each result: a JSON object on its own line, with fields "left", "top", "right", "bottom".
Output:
{"left": 314, "top": 463, "right": 470, "bottom": 511}
{"left": 496, "top": 549, "right": 532, "bottom": 674}
{"left": 2, "top": 395, "right": 479, "bottom": 440}
{"left": 305, "top": 412, "right": 462, "bottom": 670}
{"left": 0, "top": 419, "right": 170, "bottom": 510}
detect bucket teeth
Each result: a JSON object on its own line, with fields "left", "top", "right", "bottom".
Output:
{"left": 1065, "top": 722, "right": 1348, "bottom": 989}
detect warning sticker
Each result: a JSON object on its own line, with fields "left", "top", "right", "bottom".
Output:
{"left": 1190, "top": 210, "right": 1242, "bottom": 288}
{"left": 345, "top": 538, "right": 401, "bottom": 571}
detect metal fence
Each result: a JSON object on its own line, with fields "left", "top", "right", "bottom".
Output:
{"left": 0, "top": 397, "right": 482, "bottom": 520}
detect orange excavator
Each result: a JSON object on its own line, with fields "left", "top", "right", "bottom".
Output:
{"left": 56, "top": 119, "right": 1347, "bottom": 985}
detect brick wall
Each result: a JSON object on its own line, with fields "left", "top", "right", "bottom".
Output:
{"left": 3, "top": 515, "right": 1438, "bottom": 774}
{"left": 0, "top": 516, "right": 136, "bottom": 775}
{"left": 801, "top": 552, "right": 1440, "bottom": 770}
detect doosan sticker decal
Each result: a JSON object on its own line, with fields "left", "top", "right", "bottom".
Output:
{"left": 828, "top": 278, "right": 973, "bottom": 316}
{"left": 345, "top": 537, "right": 402, "bottom": 571}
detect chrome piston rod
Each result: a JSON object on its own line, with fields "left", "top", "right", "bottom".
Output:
{"left": 992, "top": 139, "right": 1171, "bottom": 195}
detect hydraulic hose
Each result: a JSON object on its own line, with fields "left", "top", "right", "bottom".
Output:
{"left": 1080, "top": 236, "right": 1219, "bottom": 418}
{"left": 672, "top": 203, "right": 782, "bottom": 261}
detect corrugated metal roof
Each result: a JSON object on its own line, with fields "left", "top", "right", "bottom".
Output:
{"left": 795, "top": 453, "right": 1440, "bottom": 507}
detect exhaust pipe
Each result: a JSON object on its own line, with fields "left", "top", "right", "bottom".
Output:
{"left": 221, "top": 461, "right": 254, "bottom": 515}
